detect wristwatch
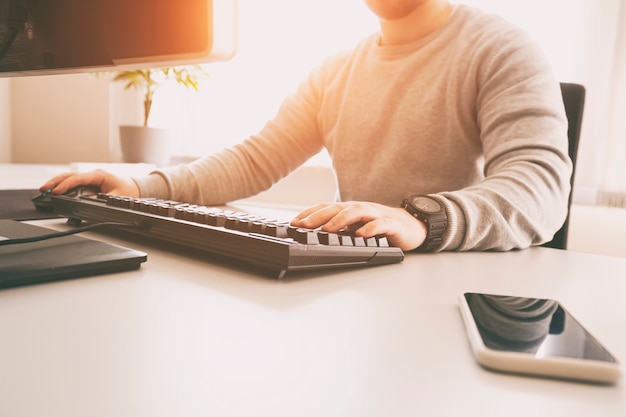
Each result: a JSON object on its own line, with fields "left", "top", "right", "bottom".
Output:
{"left": 401, "top": 195, "right": 448, "bottom": 252}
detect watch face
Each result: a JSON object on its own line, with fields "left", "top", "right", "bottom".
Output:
{"left": 411, "top": 196, "right": 442, "bottom": 213}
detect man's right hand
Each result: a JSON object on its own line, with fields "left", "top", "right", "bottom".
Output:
{"left": 39, "top": 169, "right": 141, "bottom": 198}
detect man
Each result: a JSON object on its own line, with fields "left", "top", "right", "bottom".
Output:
{"left": 40, "top": 0, "right": 571, "bottom": 252}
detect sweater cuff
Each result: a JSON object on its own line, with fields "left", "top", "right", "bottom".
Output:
{"left": 132, "top": 171, "right": 171, "bottom": 200}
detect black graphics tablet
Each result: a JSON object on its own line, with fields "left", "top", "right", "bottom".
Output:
{"left": 0, "top": 219, "right": 147, "bottom": 289}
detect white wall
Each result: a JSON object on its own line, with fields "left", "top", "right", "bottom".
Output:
{"left": 10, "top": 73, "right": 111, "bottom": 164}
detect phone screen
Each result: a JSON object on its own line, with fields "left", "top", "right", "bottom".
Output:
{"left": 463, "top": 293, "right": 617, "bottom": 363}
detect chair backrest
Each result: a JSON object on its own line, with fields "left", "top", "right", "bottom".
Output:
{"left": 542, "top": 82, "right": 586, "bottom": 249}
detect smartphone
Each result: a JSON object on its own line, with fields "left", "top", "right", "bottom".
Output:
{"left": 458, "top": 292, "right": 621, "bottom": 384}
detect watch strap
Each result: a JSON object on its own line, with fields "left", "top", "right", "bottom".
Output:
{"left": 402, "top": 196, "right": 448, "bottom": 252}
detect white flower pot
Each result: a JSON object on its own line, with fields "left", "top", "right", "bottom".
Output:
{"left": 119, "top": 125, "right": 173, "bottom": 167}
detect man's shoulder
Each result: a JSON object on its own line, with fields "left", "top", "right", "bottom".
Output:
{"left": 448, "top": 4, "right": 548, "bottom": 73}
{"left": 452, "top": 5, "right": 532, "bottom": 46}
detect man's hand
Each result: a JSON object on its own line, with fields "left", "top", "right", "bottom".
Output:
{"left": 290, "top": 201, "right": 427, "bottom": 251}
{"left": 39, "top": 169, "right": 140, "bottom": 198}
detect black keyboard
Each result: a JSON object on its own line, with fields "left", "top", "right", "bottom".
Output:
{"left": 51, "top": 194, "right": 404, "bottom": 278}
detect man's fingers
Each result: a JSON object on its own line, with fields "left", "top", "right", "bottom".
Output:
{"left": 292, "top": 202, "right": 344, "bottom": 228}
{"left": 292, "top": 202, "right": 383, "bottom": 232}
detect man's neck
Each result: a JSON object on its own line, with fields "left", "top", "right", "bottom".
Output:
{"left": 377, "top": 1, "right": 453, "bottom": 46}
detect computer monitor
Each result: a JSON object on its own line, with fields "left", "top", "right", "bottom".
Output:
{"left": 0, "top": 0, "right": 237, "bottom": 77}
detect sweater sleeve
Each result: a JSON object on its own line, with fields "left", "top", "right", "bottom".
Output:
{"left": 436, "top": 23, "right": 572, "bottom": 251}
{"left": 134, "top": 73, "right": 327, "bottom": 205}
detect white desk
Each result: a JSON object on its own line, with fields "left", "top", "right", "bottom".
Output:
{"left": 1, "top": 163, "right": 626, "bottom": 416}
{"left": 1, "top": 217, "right": 626, "bottom": 417}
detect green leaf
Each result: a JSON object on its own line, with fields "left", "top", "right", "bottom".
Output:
{"left": 96, "top": 65, "right": 210, "bottom": 126}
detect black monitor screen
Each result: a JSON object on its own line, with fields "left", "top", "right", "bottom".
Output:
{"left": 0, "top": 0, "right": 236, "bottom": 76}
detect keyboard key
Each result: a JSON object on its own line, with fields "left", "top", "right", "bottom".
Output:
{"left": 293, "top": 228, "right": 320, "bottom": 245}
{"left": 365, "top": 237, "right": 379, "bottom": 247}
{"left": 377, "top": 236, "right": 390, "bottom": 247}
{"left": 339, "top": 235, "right": 354, "bottom": 246}
{"left": 263, "top": 223, "right": 289, "bottom": 238}
{"left": 318, "top": 231, "right": 341, "bottom": 246}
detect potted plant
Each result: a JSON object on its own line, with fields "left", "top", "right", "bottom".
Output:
{"left": 110, "top": 65, "right": 210, "bottom": 166}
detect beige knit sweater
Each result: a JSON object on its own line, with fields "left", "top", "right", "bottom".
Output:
{"left": 135, "top": 5, "right": 572, "bottom": 251}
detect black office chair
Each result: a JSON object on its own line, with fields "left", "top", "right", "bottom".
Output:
{"left": 542, "top": 82, "right": 586, "bottom": 249}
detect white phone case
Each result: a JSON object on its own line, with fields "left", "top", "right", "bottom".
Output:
{"left": 458, "top": 293, "right": 621, "bottom": 384}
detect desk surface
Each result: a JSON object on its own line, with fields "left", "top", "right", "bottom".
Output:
{"left": 1, "top": 217, "right": 626, "bottom": 417}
